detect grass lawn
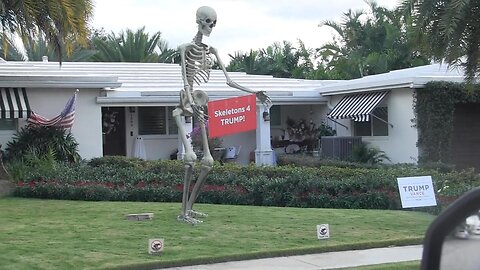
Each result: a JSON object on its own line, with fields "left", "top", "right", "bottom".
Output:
{"left": 0, "top": 198, "right": 434, "bottom": 270}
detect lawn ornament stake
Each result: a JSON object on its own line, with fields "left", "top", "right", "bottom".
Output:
{"left": 173, "top": 6, "right": 272, "bottom": 225}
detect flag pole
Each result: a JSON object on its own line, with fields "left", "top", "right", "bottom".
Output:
{"left": 67, "top": 89, "right": 79, "bottom": 132}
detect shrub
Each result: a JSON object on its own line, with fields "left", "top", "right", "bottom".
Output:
{"left": 12, "top": 157, "right": 477, "bottom": 212}
{"left": 4, "top": 126, "right": 81, "bottom": 163}
{"left": 276, "top": 154, "right": 380, "bottom": 169}
{"left": 6, "top": 148, "right": 59, "bottom": 182}
{"left": 88, "top": 156, "right": 145, "bottom": 168}
{"left": 350, "top": 142, "right": 390, "bottom": 164}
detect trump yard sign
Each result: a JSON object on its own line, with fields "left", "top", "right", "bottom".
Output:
{"left": 397, "top": 176, "right": 437, "bottom": 208}
{"left": 208, "top": 94, "right": 256, "bottom": 138}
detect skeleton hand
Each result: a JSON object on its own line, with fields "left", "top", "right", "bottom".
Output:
{"left": 256, "top": 91, "right": 272, "bottom": 109}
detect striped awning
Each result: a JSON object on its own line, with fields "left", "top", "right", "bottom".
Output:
{"left": 327, "top": 91, "right": 389, "bottom": 122}
{"left": 0, "top": 88, "right": 31, "bottom": 119}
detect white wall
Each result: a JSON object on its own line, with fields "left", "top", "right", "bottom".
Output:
{"left": 27, "top": 88, "right": 103, "bottom": 160}
{"left": 141, "top": 136, "right": 178, "bottom": 160}
{"left": 363, "top": 89, "right": 418, "bottom": 164}
{"left": 125, "top": 104, "right": 330, "bottom": 164}
{"left": 327, "top": 89, "right": 419, "bottom": 164}
{"left": 0, "top": 129, "right": 17, "bottom": 151}
{"left": 13, "top": 90, "right": 336, "bottom": 164}
{"left": 21, "top": 88, "right": 419, "bottom": 165}
{"left": 125, "top": 107, "right": 179, "bottom": 160}
{"left": 220, "top": 130, "right": 256, "bottom": 165}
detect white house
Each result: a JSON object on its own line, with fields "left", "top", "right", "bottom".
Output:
{"left": 0, "top": 61, "right": 468, "bottom": 166}
{"left": 318, "top": 63, "right": 464, "bottom": 164}
{"left": 0, "top": 61, "right": 337, "bottom": 165}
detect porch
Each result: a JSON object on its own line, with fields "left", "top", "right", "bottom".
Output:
{"left": 101, "top": 103, "right": 331, "bottom": 165}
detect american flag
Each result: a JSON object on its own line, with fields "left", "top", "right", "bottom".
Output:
{"left": 28, "top": 91, "right": 77, "bottom": 129}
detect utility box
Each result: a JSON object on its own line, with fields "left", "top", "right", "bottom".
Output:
{"left": 320, "top": 136, "right": 362, "bottom": 160}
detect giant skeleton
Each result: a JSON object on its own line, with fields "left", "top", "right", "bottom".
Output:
{"left": 173, "top": 6, "right": 272, "bottom": 224}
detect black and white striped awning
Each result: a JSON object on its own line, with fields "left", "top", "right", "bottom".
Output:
{"left": 0, "top": 88, "right": 31, "bottom": 119}
{"left": 327, "top": 91, "right": 389, "bottom": 122}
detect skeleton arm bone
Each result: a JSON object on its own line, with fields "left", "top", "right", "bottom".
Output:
{"left": 210, "top": 47, "right": 272, "bottom": 109}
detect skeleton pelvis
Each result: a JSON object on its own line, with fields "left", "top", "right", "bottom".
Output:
{"left": 192, "top": 90, "right": 209, "bottom": 106}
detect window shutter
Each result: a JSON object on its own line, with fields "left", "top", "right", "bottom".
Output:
{"left": 139, "top": 107, "right": 166, "bottom": 135}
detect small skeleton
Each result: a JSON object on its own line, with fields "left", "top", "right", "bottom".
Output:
{"left": 173, "top": 6, "right": 272, "bottom": 224}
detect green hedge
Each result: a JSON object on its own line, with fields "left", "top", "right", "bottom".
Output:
{"left": 415, "top": 81, "right": 480, "bottom": 164}
{"left": 12, "top": 157, "right": 479, "bottom": 211}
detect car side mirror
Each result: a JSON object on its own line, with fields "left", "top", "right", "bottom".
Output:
{"left": 421, "top": 187, "right": 480, "bottom": 270}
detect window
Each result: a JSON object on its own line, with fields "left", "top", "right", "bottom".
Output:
{"left": 138, "top": 106, "right": 178, "bottom": 135}
{"left": 353, "top": 107, "right": 388, "bottom": 136}
{"left": 270, "top": 105, "right": 281, "bottom": 126}
{"left": 0, "top": 119, "right": 16, "bottom": 130}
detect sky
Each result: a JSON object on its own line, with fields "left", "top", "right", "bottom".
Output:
{"left": 92, "top": 0, "right": 400, "bottom": 62}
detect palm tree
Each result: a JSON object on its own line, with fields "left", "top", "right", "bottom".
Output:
{"left": 157, "top": 40, "right": 179, "bottom": 63}
{"left": 259, "top": 41, "right": 299, "bottom": 78}
{"left": 0, "top": 0, "right": 93, "bottom": 62}
{"left": 23, "top": 36, "right": 97, "bottom": 62}
{"left": 227, "top": 40, "right": 317, "bottom": 79}
{"left": 319, "top": 1, "right": 428, "bottom": 79}
{"left": 318, "top": 9, "right": 366, "bottom": 78}
{"left": 292, "top": 40, "right": 316, "bottom": 79}
{"left": 400, "top": 0, "right": 480, "bottom": 81}
{"left": 227, "top": 50, "right": 262, "bottom": 74}
{"left": 91, "top": 27, "right": 177, "bottom": 63}
{"left": 0, "top": 34, "right": 96, "bottom": 62}
{"left": 0, "top": 35, "right": 25, "bottom": 61}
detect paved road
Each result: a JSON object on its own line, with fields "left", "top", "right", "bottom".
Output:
{"left": 160, "top": 245, "right": 422, "bottom": 270}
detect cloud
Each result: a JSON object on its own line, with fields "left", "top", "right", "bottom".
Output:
{"left": 91, "top": 0, "right": 399, "bottom": 62}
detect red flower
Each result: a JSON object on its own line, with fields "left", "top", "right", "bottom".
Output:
{"left": 135, "top": 182, "right": 146, "bottom": 188}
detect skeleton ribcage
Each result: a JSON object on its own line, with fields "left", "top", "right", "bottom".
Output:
{"left": 185, "top": 44, "right": 213, "bottom": 86}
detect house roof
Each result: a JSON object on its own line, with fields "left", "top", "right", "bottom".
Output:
{"left": 0, "top": 61, "right": 121, "bottom": 89}
{"left": 0, "top": 61, "right": 336, "bottom": 105}
{"left": 2, "top": 61, "right": 465, "bottom": 104}
{"left": 318, "top": 63, "right": 465, "bottom": 96}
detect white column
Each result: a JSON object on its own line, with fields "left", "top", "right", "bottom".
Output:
{"left": 255, "top": 105, "right": 273, "bottom": 166}
{"left": 177, "top": 116, "right": 193, "bottom": 160}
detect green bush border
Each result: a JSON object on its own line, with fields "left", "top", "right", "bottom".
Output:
{"left": 415, "top": 81, "right": 480, "bottom": 163}
{"left": 12, "top": 157, "right": 479, "bottom": 212}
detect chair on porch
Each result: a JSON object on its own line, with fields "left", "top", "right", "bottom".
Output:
{"left": 224, "top": 146, "right": 241, "bottom": 163}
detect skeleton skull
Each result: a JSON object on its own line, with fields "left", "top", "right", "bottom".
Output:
{"left": 196, "top": 6, "right": 217, "bottom": 37}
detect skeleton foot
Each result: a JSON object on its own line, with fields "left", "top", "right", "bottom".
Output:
{"left": 177, "top": 214, "right": 203, "bottom": 225}
{"left": 188, "top": 209, "right": 208, "bottom": 218}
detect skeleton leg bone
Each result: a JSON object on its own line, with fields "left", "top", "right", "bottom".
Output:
{"left": 186, "top": 121, "right": 213, "bottom": 219}
{"left": 173, "top": 107, "right": 199, "bottom": 224}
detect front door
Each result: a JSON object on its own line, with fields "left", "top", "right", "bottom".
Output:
{"left": 102, "top": 107, "right": 126, "bottom": 156}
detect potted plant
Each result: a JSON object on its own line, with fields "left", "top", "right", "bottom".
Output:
{"left": 188, "top": 123, "right": 223, "bottom": 160}
{"left": 286, "top": 118, "right": 336, "bottom": 154}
